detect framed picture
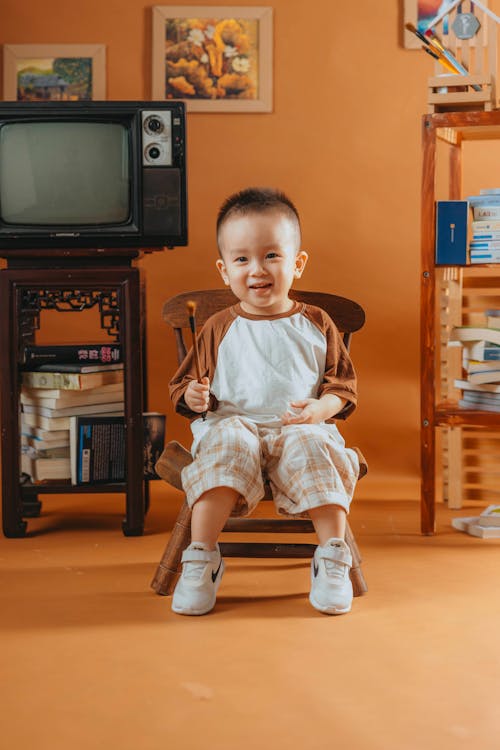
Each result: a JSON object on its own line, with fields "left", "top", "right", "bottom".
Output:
{"left": 152, "top": 5, "right": 273, "bottom": 112}
{"left": 2, "top": 44, "right": 106, "bottom": 101}
{"left": 403, "top": 0, "right": 449, "bottom": 48}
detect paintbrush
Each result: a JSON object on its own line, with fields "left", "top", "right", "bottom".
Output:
{"left": 186, "top": 299, "right": 206, "bottom": 421}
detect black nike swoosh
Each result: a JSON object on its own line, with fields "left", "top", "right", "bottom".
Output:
{"left": 313, "top": 560, "right": 319, "bottom": 577}
{"left": 211, "top": 559, "right": 222, "bottom": 583}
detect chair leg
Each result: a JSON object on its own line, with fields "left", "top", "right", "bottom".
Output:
{"left": 150, "top": 499, "right": 192, "bottom": 595}
{"left": 345, "top": 520, "right": 368, "bottom": 597}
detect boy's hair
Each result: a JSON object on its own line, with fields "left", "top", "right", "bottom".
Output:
{"left": 216, "top": 187, "right": 301, "bottom": 247}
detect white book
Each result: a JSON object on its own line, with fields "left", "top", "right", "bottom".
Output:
{"left": 22, "top": 410, "right": 124, "bottom": 431}
{"left": 460, "top": 340, "right": 500, "bottom": 360}
{"left": 20, "top": 423, "right": 70, "bottom": 443}
{"left": 454, "top": 379, "right": 500, "bottom": 393}
{"left": 21, "top": 453, "right": 71, "bottom": 482}
{"left": 450, "top": 325, "right": 500, "bottom": 346}
{"left": 21, "top": 381, "right": 123, "bottom": 406}
{"left": 22, "top": 401, "right": 125, "bottom": 418}
{"left": 21, "top": 433, "right": 70, "bottom": 451}
{"left": 451, "top": 516, "right": 500, "bottom": 538}
{"left": 478, "top": 505, "right": 500, "bottom": 528}
{"left": 467, "top": 369, "right": 500, "bottom": 385}
{"left": 472, "top": 220, "right": 500, "bottom": 231}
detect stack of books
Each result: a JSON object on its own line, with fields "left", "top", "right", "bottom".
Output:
{"left": 451, "top": 311, "right": 500, "bottom": 412}
{"left": 20, "top": 346, "right": 125, "bottom": 483}
{"left": 19, "top": 343, "right": 166, "bottom": 485}
{"left": 468, "top": 190, "right": 500, "bottom": 264}
{"left": 452, "top": 504, "right": 500, "bottom": 538}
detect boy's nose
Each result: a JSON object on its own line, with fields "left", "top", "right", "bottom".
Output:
{"left": 249, "top": 259, "right": 266, "bottom": 274}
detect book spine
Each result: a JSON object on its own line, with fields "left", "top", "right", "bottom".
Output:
{"left": 21, "top": 370, "right": 123, "bottom": 390}
{"left": 472, "top": 220, "right": 500, "bottom": 231}
{"left": 435, "top": 201, "right": 468, "bottom": 265}
{"left": 22, "top": 371, "right": 84, "bottom": 390}
{"left": 472, "top": 231, "right": 500, "bottom": 240}
{"left": 23, "top": 343, "right": 122, "bottom": 366}
{"left": 470, "top": 241, "right": 500, "bottom": 249}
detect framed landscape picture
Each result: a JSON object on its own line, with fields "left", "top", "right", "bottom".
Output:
{"left": 2, "top": 44, "right": 106, "bottom": 101}
{"left": 152, "top": 5, "right": 273, "bottom": 112}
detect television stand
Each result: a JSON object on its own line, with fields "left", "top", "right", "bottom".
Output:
{"left": 0, "top": 249, "right": 154, "bottom": 537}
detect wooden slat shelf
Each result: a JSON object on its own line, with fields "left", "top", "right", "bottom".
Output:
{"left": 435, "top": 402, "right": 500, "bottom": 427}
{"left": 421, "top": 111, "right": 500, "bottom": 535}
{"left": 433, "top": 111, "right": 500, "bottom": 144}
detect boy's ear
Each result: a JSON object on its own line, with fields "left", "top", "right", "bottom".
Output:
{"left": 294, "top": 250, "right": 308, "bottom": 278}
{"left": 216, "top": 258, "right": 230, "bottom": 286}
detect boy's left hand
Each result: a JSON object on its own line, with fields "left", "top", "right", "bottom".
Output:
{"left": 281, "top": 394, "right": 347, "bottom": 425}
{"left": 281, "top": 399, "right": 325, "bottom": 425}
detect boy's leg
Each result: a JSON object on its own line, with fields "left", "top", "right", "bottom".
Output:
{"left": 308, "top": 503, "right": 346, "bottom": 545}
{"left": 173, "top": 417, "right": 264, "bottom": 616}
{"left": 263, "top": 425, "right": 358, "bottom": 615}
{"left": 308, "top": 502, "right": 352, "bottom": 615}
{"left": 191, "top": 486, "right": 240, "bottom": 548}
{"left": 171, "top": 487, "right": 238, "bottom": 616}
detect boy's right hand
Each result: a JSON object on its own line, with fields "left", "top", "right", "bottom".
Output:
{"left": 184, "top": 377, "right": 210, "bottom": 413}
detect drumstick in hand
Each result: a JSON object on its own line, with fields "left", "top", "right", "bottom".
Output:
{"left": 186, "top": 300, "right": 206, "bottom": 421}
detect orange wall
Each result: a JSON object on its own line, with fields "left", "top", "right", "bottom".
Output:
{"left": 4, "top": 0, "right": 491, "bottom": 501}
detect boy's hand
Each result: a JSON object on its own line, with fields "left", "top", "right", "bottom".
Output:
{"left": 282, "top": 395, "right": 347, "bottom": 425}
{"left": 184, "top": 377, "right": 210, "bottom": 413}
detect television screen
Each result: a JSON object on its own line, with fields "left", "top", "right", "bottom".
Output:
{"left": 0, "top": 121, "right": 130, "bottom": 225}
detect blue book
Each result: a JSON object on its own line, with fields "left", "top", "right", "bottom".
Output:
{"left": 435, "top": 201, "right": 468, "bottom": 265}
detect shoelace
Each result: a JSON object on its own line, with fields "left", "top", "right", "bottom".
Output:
{"left": 323, "top": 544, "right": 347, "bottom": 579}
{"left": 324, "top": 559, "right": 346, "bottom": 578}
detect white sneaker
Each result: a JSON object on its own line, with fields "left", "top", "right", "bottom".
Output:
{"left": 309, "top": 538, "right": 353, "bottom": 615}
{"left": 171, "top": 542, "right": 225, "bottom": 616}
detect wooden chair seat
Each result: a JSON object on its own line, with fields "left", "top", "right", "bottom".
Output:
{"left": 150, "top": 289, "right": 368, "bottom": 598}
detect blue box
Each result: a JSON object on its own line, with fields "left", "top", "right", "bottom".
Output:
{"left": 435, "top": 201, "right": 468, "bottom": 265}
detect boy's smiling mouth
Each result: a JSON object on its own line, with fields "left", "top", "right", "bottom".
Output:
{"left": 249, "top": 282, "right": 272, "bottom": 289}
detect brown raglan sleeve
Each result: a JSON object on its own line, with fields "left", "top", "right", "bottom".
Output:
{"left": 305, "top": 306, "right": 358, "bottom": 421}
{"left": 168, "top": 308, "right": 232, "bottom": 419}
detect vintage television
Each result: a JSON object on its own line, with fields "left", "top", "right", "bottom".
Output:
{"left": 0, "top": 100, "right": 187, "bottom": 251}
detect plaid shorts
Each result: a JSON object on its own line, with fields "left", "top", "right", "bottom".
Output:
{"left": 181, "top": 415, "right": 361, "bottom": 518}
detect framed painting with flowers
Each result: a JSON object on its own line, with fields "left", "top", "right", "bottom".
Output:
{"left": 152, "top": 6, "right": 273, "bottom": 112}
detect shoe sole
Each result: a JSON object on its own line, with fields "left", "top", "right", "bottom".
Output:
{"left": 309, "top": 592, "right": 351, "bottom": 615}
{"left": 171, "top": 560, "right": 225, "bottom": 616}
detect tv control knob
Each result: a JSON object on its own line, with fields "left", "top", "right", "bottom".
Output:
{"left": 144, "top": 115, "right": 164, "bottom": 135}
{"left": 145, "top": 143, "right": 163, "bottom": 162}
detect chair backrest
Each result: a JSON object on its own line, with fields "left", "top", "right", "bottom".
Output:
{"left": 162, "top": 289, "right": 365, "bottom": 365}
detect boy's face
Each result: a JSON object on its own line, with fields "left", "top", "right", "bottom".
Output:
{"left": 216, "top": 209, "right": 308, "bottom": 316}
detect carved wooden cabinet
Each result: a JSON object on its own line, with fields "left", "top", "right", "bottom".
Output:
{"left": 0, "top": 251, "right": 149, "bottom": 537}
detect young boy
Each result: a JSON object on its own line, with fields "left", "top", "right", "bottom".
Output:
{"left": 169, "top": 187, "right": 364, "bottom": 616}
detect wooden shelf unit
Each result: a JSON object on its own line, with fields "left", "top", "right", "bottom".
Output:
{"left": 421, "top": 110, "right": 500, "bottom": 534}
{"left": 0, "top": 252, "right": 150, "bottom": 538}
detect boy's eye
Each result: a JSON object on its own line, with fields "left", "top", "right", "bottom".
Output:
{"left": 235, "top": 256, "right": 247, "bottom": 263}
{"left": 266, "top": 252, "right": 279, "bottom": 259}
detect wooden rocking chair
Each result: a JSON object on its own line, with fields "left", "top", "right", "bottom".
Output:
{"left": 151, "top": 289, "right": 368, "bottom": 598}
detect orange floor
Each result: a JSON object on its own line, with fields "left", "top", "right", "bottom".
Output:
{"left": 1, "top": 490, "right": 500, "bottom": 750}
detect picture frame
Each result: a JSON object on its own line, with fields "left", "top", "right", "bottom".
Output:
{"left": 152, "top": 5, "right": 273, "bottom": 112}
{"left": 2, "top": 44, "right": 106, "bottom": 101}
{"left": 403, "top": 0, "right": 445, "bottom": 49}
